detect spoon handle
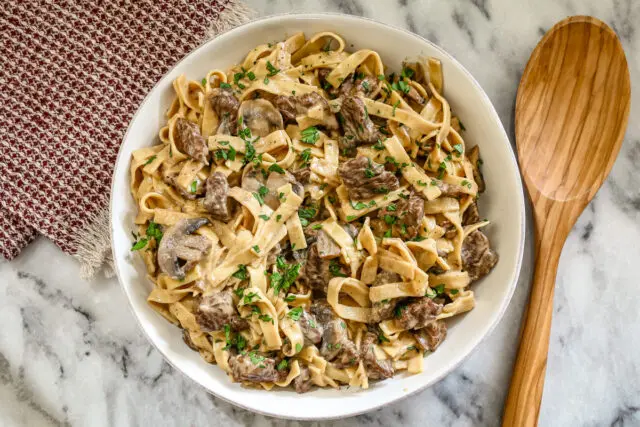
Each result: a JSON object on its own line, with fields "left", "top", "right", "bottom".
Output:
{"left": 502, "top": 214, "right": 566, "bottom": 426}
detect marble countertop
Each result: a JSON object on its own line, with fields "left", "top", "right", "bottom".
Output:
{"left": 1, "top": 0, "right": 639, "bottom": 426}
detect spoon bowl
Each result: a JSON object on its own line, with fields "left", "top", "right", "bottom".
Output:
{"left": 503, "top": 15, "right": 630, "bottom": 426}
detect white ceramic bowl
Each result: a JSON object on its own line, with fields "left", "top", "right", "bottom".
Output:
{"left": 110, "top": 13, "right": 525, "bottom": 420}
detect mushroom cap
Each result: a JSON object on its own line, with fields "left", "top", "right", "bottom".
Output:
{"left": 157, "top": 218, "right": 210, "bottom": 280}
{"left": 237, "top": 99, "right": 284, "bottom": 137}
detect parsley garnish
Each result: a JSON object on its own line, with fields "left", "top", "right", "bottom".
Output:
{"left": 401, "top": 67, "right": 415, "bottom": 79}
{"left": 146, "top": 221, "right": 163, "bottom": 243}
{"left": 252, "top": 245, "right": 261, "bottom": 253}
{"left": 373, "top": 140, "right": 385, "bottom": 150}
{"left": 287, "top": 306, "right": 303, "bottom": 321}
{"left": 284, "top": 294, "right": 296, "bottom": 302}
{"left": 298, "top": 207, "right": 317, "bottom": 227}
{"left": 143, "top": 155, "right": 156, "bottom": 166}
{"left": 383, "top": 214, "right": 397, "bottom": 225}
{"left": 201, "top": 78, "right": 207, "bottom": 86}
{"left": 247, "top": 71, "right": 256, "bottom": 81}
{"left": 453, "top": 143, "right": 464, "bottom": 155}
{"left": 450, "top": 289, "right": 459, "bottom": 295}
{"left": 276, "top": 359, "right": 289, "bottom": 371}
{"left": 243, "top": 292, "right": 259, "bottom": 304}
{"left": 249, "top": 351, "right": 265, "bottom": 365}
{"left": 300, "top": 126, "right": 320, "bottom": 144}
{"left": 392, "top": 100, "right": 400, "bottom": 116}
{"left": 220, "top": 82, "right": 232, "bottom": 89}
{"left": 268, "top": 164, "right": 285, "bottom": 174}
{"left": 189, "top": 180, "right": 198, "bottom": 193}
{"left": 263, "top": 77, "right": 269, "bottom": 85}
{"left": 270, "top": 256, "right": 302, "bottom": 295}
{"left": 131, "top": 238, "right": 147, "bottom": 251}
{"left": 364, "top": 158, "right": 376, "bottom": 178}
{"left": 377, "top": 74, "right": 385, "bottom": 80}
{"left": 232, "top": 264, "right": 248, "bottom": 280}
{"left": 346, "top": 215, "right": 357, "bottom": 221}
{"left": 329, "top": 260, "right": 347, "bottom": 277}
{"left": 383, "top": 229, "right": 392, "bottom": 238}
{"left": 266, "top": 60, "right": 280, "bottom": 77}
{"left": 433, "top": 284, "right": 445, "bottom": 295}
{"left": 258, "top": 314, "right": 273, "bottom": 323}
{"left": 258, "top": 214, "right": 270, "bottom": 221}
{"left": 437, "top": 161, "right": 447, "bottom": 179}
{"left": 299, "top": 148, "right": 312, "bottom": 166}
{"left": 295, "top": 343, "right": 303, "bottom": 353}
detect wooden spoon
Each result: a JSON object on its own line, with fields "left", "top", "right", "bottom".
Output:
{"left": 502, "top": 16, "right": 630, "bottom": 426}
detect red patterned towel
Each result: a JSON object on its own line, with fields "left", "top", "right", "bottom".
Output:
{"left": 0, "top": 0, "right": 252, "bottom": 275}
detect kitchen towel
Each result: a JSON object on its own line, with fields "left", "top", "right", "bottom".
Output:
{"left": 0, "top": 0, "right": 252, "bottom": 276}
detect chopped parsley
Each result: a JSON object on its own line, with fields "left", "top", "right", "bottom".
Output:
{"left": 258, "top": 214, "right": 270, "bottom": 221}
{"left": 329, "top": 260, "right": 347, "bottom": 277}
{"left": 268, "top": 163, "right": 285, "bottom": 174}
{"left": 266, "top": 60, "right": 280, "bottom": 77}
{"left": 362, "top": 80, "right": 370, "bottom": 92}
{"left": 243, "top": 291, "right": 259, "bottom": 304}
{"left": 131, "top": 238, "right": 148, "bottom": 251}
{"left": 461, "top": 179, "right": 472, "bottom": 189}
{"left": 299, "top": 148, "right": 312, "bottom": 166}
{"left": 383, "top": 214, "right": 397, "bottom": 225}
{"left": 373, "top": 139, "right": 385, "bottom": 150}
{"left": 287, "top": 306, "right": 303, "bottom": 321}
{"left": 247, "top": 71, "right": 256, "bottom": 81}
{"left": 373, "top": 187, "right": 389, "bottom": 194}
{"left": 270, "top": 256, "right": 302, "bottom": 294}
{"left": 295, "top": 343, "right": 303, "bottom": 353}
{"left": 258, "top": 314, "right": 273, "bottom": 323}
{"left": 378, "top": 333, "right": 390, "bottom": 343}
{"left": 263, "top": 77, "right": 269, "bottom": 85}
{"left": 276, "top": 359, "right": 289, "bottom": 371}
{"left": 300, "top": 126, "right": 320, "bottom": 144}
{"left": 201, "top": 78, "right": 207, "bottom": 86}
{"left": 284, "top": 294, "right": 296, "bottom": 302}
{"left": 453, "top": 143, "right": 464, "bottom": 155}
{"left": 232, "top": 264, "right": 248, "bottom": 280}
{"left": 233, "top": 287, "right": 245, "bottom": 297}
{"left": 459, "top": 120, "right": 466, "bottom": 131}
{"left": 220, "top": 82, "right": 232, "bottom": 89}
{"left": 392, "top": 100, "right": 400, "bottom": 116}
{"left": 298, "top": 207, "right": 317, "bottom": 227}
{"left": 364, "top": 158, "right": 376, "bottom": 178}
{"left": 143, "top": 155, "right": 156, "bottom": 166}
{"left": 433, "top": 284, "right": 445, "bottom": 295}
{"left": 346, "top": 215, "right": 357, "bottom": 221}
{"left": 236, "top": 334, "right": 246, "bottom": 352}
{"left": 252, "top": 185, "right": 269, "bottom": 206}
{"left": 189, "top": 180, "right": 198, "bottom": 193}
{"left": 252, "top": 245, "right": 261, "bottom": 253}
{"left": 377, "top": 74, "right": 385, "bottom": 80}
{"left": 401, "top": 67, "right": 415, "bottom": 79}
{"left": 249, "top": 351, "right": 265, "bottom": 365}
{"left": 450, "top": 289, "right": 459, "bottom": 295}
{"left": 276, "top": 214, "right": 282, "bottom": 222}
{"left": 437, "top": 161, "right": 447, "bottom": 179}
{"left": 311, "top": 223, "right": 323, "bottom": 230}
{"left": 386, "top": 204, "right": 397, "bottom": 212}
{"left": 383, "top": 229, "right": 392, "bottom": 238}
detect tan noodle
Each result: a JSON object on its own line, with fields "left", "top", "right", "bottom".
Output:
{"left": 128, "top": 31, "right": 498, "bottom": 392}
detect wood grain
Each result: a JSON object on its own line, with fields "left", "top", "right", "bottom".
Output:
{"left": 502, "top": 16, "right": 630, "bottom": 427}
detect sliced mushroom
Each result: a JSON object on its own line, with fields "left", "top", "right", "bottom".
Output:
{"left": 241, "top": 166, "right": 267, "bottom": 194}
{"left": 157, "top": 218, "right": 211, "bottom": 280}
{"left": 209, "top": 88, "right": 240, "bottom": 135}
{"left": 237, "top": 99, "right": 284, "bottom": 137}
{"left": 264, "top": 170, "right": 304, "bottom": 209}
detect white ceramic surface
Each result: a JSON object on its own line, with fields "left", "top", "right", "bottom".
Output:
{"left": 110, "top": 13, "right": 525, "bottom": 420}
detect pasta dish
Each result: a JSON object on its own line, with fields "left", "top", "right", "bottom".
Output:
{"left": 129, "top": 31, "right": 498, "bottom": 392}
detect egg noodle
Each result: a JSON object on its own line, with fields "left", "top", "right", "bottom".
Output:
{"left": 129, "top": 31, "right": 496, "bottom": 392}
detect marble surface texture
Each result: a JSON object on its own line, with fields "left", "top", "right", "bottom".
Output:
{"left": 1, "top": 0, "right": 639, "bottom": 426}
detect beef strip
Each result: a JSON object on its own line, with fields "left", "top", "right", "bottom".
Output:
{"left": 174, "top": 117, "right": 209, "bottom": 164}
{"left": 413, "top": 320, "right": 447, "bottom": 352}
{"left": 293, "top": 365, "right": 314, "bottom": 393}
{"left": 361, "top": 332, "right": 394, "bottom": 380}
{"left": 396, "top": 297, "right": 443, "bottom": 330}
{"left": 229, "top": 353, "right": 287, "bottom": 383}
{"left": 301, "top": 243, "right": 348, "bottom": 293}
{"left": 292, "top": 167, "right": 311, "bottom": 185}
{"left": 339, "top": 96, "right": 381, "bottom": 146}
{"left": 461, "top": 230, "right": 498, "bottom": 282}
{"left": 369, "top": 271, "right": 402, "bottom": 323}
{"left": 338, "top": 156, "right": 400, "bottom": 200}
{"left": 377, "top": 191, "right": 424, "bottom": 239}
{"left": 274, "top": 92, "right": 338, "bottom": 129}
{"left": 405, "top": 85, "right": 425, "bottom": 106}
{"left": 320, "top": 70, "right": 380, "bottom": 99}
{"left": 204, "top": 172, "right": 234, "bottom": 221}
{"left": 310, "top": 300, "right": 359, "bottom": 368}
{"left": 462, "top": 202, "right": 480, "bottom": 226}
{"left": 209, "top": 88, "right": 240, "bottom": 135}
{"left": 195, "top": 289, "right": 248, "bottom": 332}
{"left": 298, "top": 309, "right": 323, "bottom": 345}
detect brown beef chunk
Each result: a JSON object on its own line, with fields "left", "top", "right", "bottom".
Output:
{"left": 209, "top": 88, "right": 240, "bottom": 135}
{"left": 274, "top": 92, "right": 338, "bottom": 129}
{"left": 462, "top": 202, "right": 480, "bottom": 226}
{"left": 294, "top": 365, "right": 314, "bottom": 393}
{"left": 338, "top": 156, "right": 400, "bottom": 200}
{"left": 301, "top": 243, "right": 347, "bottom": 293}
{"left": 174, "top": 117, "right": 208, "bottom": 164}
{"left": 316, "top": 230, "right": 341, "bottom": 259}
{"left": 195, "top": 289, "right": 248, "bottom": 332}
{"left": 369, "top": 271, "right": 402, "bottom": 323}
{"left": 320, "top": 318, "right": 359, "bottom": 368}
{"left": 298, "top": 309, "right": 323, "bottom": 345}
{"left": 339, "top": 96, "right": 380, "bottom": 145}
{"left": 396, "top": 297, "right": 443, "bottom": 330}
{"left": 361, "top": 332, "right": 394, "bottom": 380}
{"left": 461, "top": 230, "right": 498, "bottom": 281}
{"left": 413, "top": 320, "right": 447, "bottom": 352}
{"left": 378, "top": 191, "right": 424, "bottom": 239}
{"left": 204, "top": 172, "right": 234, "bottom": 221}
{"left": 229, "top": 353, "right": 287, "bottom": 383}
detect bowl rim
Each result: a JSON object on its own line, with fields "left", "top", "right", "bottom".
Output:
{"left": 109, "top": 12, "right": 526, "bottom": 420}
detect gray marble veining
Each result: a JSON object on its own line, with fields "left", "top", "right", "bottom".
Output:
{"left": 1, "top": 0, "right": 639, "bottom": 426}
